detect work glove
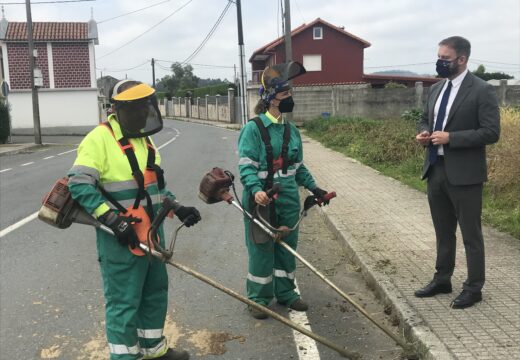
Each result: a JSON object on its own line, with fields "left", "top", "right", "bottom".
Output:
{"left": 175, "top": 206, "right": 201, "bottom": 227}
{"left": 311, "top": 187, "right": 330, "bottom": 206}
{"left": 99, "top": 210, "right": 141, "bottom": 249}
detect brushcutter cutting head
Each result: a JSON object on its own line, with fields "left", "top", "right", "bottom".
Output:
{"left": 198, "top": 167, "right": 234, "bottom": 204}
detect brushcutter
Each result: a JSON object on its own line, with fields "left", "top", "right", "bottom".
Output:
{"left": 198, "top": 167, "right": 418, "bottom": 359}
{"left": 38, "top": 177, "right": 361, "bottom": 359}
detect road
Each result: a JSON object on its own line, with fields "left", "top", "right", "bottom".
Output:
{"left": 0, "top": 119, "right": 403, "bottom": 359}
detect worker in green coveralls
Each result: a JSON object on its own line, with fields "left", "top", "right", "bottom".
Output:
{"left": 68, "top": 79, "right": 200, "bottom": 360}
{"left": 238, "top": 62, "right": 330, "bottom": 319}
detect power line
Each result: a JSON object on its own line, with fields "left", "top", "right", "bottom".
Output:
{"left": 1, "top": 0, "right": 94, "bottom": 4}
{"left": 96, "top": 59, "right": 151, "bottom": 72}
{"left": 471, "top": 58, "right": 519, "bottom": 66}
{"left": 98, "top": 0, "right": 171, "bottom": 24}
{"left": 155, "top": 59, "right": 234, "bottom": 68}
{"left": 181, "top": 0, "right": 232, "bottom": 64}
{"left": 97, "top": 0, "right": 194, "bottom": 60}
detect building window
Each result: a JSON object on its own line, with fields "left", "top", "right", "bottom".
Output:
{"left": 313, "top": 27, "right": 323, "bottom": 40}
{"left": 303, "top": 55, "right": 321, "bottom": 71}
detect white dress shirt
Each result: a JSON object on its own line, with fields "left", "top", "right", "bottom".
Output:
{"left": 433, "top": 68, "right": 468, "bottom": 155}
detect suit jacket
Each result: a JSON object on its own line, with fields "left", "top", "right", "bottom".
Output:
{"left": 418, "top": 72, "right": 500, "bottom": 185}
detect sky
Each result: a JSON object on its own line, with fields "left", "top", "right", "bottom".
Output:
{"left": 1, "top": 0, "right": 519, "bottom": 83}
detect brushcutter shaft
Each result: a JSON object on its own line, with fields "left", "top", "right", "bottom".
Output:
{"left": 165, "top": 258, "right": 360, "bottom": 359}
{"left": 275, "top": 239, "right": 410, "bottom": 350}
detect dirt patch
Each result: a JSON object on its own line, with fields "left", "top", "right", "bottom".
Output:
{"left": 187, "top": 329, "right": 245, "bottom": 356}
{"left": 40, "top": 345, "right": 62, "bottom": 359}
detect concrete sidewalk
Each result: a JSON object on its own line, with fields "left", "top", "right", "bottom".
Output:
{"left": 302, "top": 135, "right": 519, "bottom": 360}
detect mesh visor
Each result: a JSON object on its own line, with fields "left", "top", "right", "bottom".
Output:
{"left": 115, "top": 95, "right": 163, "bottom": 138}
{"left": 261, "top": 61, "right": 306, "bottom": 93}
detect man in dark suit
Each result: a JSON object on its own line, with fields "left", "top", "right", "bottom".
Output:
{"left": 415, "top": 36, "right": 500, "bottom": 309}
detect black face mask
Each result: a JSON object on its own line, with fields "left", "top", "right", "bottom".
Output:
{"left": 278, "top": 96, "right": 295, "bottom": 113}
{"left": 436, "top": 58, "right": 458, "bottom": 78}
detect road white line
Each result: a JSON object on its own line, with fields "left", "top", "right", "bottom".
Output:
{"left": 21, "top": 162, "right": 34, "bottom": 167}
{"left": 0, "top": 211, "right": 39, "bottom": 238}
{"left": 57, "top": 148, "right": 78, "bottom": 156}
{"left": 43, "top": 156, "right": 55, "bottom": 160}
{"left": 290, "top": 281, "right": 321, "bottom": 360}
{"left": 157, "top": 128, "right": 180, "bottom": 150}
{"left": 0, "top": 168, "right": 12, "bottom": 173}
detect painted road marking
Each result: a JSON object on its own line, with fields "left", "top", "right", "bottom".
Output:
{"left": 0, "top": 212, "right": 38, "bottom": 238}
{"left": 43, "top": 156, "right": 55, "bottom": 160}
{"left": 57, "top": 148, "right": 78, "bottom": 156}
{"left": 0, "top": 168, "right": 12, "bottom": 173}
{"left": 290, "top": 281, "right": 321, "bottom": 360}
{"left": 21, "top": 162, "right": 34, "bottom": 167}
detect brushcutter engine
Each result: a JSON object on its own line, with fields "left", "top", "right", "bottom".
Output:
{"left": 38, "top": 177, "right": 78, "bottom": 229}
{"left": 198, "top": 167, "right": 234, "bottom": 204}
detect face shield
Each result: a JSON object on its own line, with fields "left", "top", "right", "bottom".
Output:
{"left": 112, "top": 82, "right": 163, "bottom": 138}
{"left": 259, "top": 61, "right": 306, "bottom": 102}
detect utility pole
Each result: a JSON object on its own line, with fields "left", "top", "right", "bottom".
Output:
{"left": 25, "top": 0, "right": 41, "bottom": 145}
{"left": 283, "top": 0, "right": 293, "bottom": 122}
{"left": 235, "top": 0, "right": 248, "bottom": 126}
{"left": 283, "top": 0, "right": 292, "bottom": 63}
{"left": 151, "top": 58, "right": 156, "bottom": 88}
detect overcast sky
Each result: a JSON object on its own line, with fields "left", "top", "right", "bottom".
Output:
{"left": 2, "top": 0, "right": 519, "bottom": 83}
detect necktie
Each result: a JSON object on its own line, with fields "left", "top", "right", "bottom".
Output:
{"left": 429, "top": 81, "right": 452, "bottom": 165}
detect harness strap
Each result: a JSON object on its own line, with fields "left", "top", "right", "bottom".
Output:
{"left": 250, "top": 116, "right": 291, "bottom": 225}
{"left": 100, "top": 122, "right": 164, "bottom": 221}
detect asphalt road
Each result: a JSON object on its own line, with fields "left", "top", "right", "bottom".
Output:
{"left": 0, "top": 119, "right": 403, "bottom": 360}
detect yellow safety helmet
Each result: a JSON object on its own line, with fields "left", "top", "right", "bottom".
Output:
{"left": 111, "top": 80, "right": 163, "bottom": 138}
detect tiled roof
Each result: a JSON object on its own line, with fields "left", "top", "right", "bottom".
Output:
{"left": 3, "top": 22, "right": 90, "bottom": 41}
{"left": 250, "top": 18, "right": 371, "bottom": 62}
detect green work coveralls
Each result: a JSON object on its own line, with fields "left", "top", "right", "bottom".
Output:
{"left": 68, "top": 116, "right": 173, "bottom": 360}
{"left": 238, "top": 112, "right": 317, "bottom": 307}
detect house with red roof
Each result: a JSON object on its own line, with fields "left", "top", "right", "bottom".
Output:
{"left": 249, "top": 18, "right": 439, "bottom": 88}
{"left": 0, "top": 11, "right": 99, "bottom": 134}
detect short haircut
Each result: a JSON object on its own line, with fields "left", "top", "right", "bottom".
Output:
{"left": 439, "top": 36, "right": 471, "bottom": 58}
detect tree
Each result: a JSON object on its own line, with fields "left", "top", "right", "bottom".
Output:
{"left": 156, "top": 62, "right": 199, "bottom": 95}
{"left": 473, "top": 64, "right": 513, "bottom": 81}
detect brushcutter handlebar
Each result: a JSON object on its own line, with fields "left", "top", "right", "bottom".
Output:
{"left": 266, "top": 183, "right": 281, "bottom": 200}
{"left": 318, "top": 191, "right": 336, "bottom": 205}
{"left": 150, "top": 197, "right": 178, "bottom": 235}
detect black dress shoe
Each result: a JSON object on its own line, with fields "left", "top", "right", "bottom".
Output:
{"left": 414, "top": 281, "right": 452, "bottom": 298}
{"left": 451, "top": 290, "right": 482, "bottom": 309}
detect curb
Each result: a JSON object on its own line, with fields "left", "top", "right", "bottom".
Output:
{"left": 0, "top": 143, "right": 43, "bottom": 156}
{"left": 318, "top": 206, "right": 455, "bottom": 360}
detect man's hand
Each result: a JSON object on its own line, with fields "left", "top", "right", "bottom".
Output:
{"left": 254, "top": 191, "right": 271, "bottom": 206}
{"left": 175, "top": 206, "right": 201, "bottom": 227}
{"left": 416, "top": 131, "right": 430, "bottom": 146}
{"left": 99, "top": 210, "right": 141, "bottom": 248}
{"left": 430, "top": 131, "right": 450, "bottom": 145}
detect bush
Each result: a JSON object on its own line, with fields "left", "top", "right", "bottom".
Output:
{"left": 384, "top": 81, "right": 406, "bottom": 89}
{"left": 401, "top": 108, "right": 423, "bottom": 123}
{"left": 0, "top": 98, "right": 10, "bottom": 144}
{"left": 175, "top": 83, "right": 236, "bottom": 98}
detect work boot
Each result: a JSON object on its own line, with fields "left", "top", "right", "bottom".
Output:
{"left": 248, "top": 305, "right": 268, "bottom": 320}
{"left": 278, "top": 298, "right": 309, "bottom": 311}
{"left": 154, "top": 348, "right": 190, "bottom": 360}
{"left": 288, "top": 298, "right": 309, "bottom": 311}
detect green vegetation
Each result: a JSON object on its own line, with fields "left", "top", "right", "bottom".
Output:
{"left": 304, "top": 108, "right": 520, "bottom": 239}
{"left": 175, "top": 83, "right": 236, "bottom": 98}
{"left": 0, "top": 98, "right": 10, "bottom": 144}
{"left": 473, "top": 64, "right": 513, "bottom": 81}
